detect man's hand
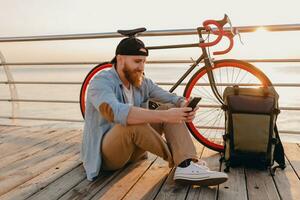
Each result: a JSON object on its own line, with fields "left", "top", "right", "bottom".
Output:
{"left": 185, "top": 105, "right": 200, "bottom": 122}
{"left": 178, "top": 98, "right": 200, "bottom": 123}
{"left": 126, "top": 100, "right": 200, "bottom": 125}
{"left": 164, "top": 107, "right": 192, "bottom": 123}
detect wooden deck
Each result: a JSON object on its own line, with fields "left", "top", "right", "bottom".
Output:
{"left": 0, "top": 125, "right": 299, "bottom": 200}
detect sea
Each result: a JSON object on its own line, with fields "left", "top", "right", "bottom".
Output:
{"left": 0, "top": 62, "right": 299, "bottom": 142}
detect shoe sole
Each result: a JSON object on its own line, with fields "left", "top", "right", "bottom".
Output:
{"left": 175, "top": 177, "right": 228, "bottom": 186}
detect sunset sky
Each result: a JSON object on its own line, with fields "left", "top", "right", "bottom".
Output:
{"left": 0, "top": 0, "right": 299, "bottom": 62}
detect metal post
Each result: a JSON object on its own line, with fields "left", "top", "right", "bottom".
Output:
{"left": 0, "top": 51, "right": 19, "bottom": 124}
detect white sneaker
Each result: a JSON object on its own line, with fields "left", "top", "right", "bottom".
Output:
{"left": 174, "top": 161, "right": 228, "bottom": 186}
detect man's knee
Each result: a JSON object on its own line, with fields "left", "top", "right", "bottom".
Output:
{"left": 114, "top": 124, "right": 149, "bottom": 137}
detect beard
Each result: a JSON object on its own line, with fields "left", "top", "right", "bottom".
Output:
{"left": 123, "top": 63, "right": 144, "bottom": 88}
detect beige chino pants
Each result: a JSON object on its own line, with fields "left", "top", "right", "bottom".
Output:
{"left": 101, "top": 104, "right": 198, "bottom": 171}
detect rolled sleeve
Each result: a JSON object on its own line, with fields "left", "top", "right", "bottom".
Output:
{"left": 87, "top": 76, "right": 131, "bottom": 126}
{"left": 112, "top": 103, "right": 131, "bottom": 126}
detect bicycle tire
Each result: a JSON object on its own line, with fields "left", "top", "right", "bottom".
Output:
{"left": 80, "top": 62, "right": 112, "bottom": 119}
{"left": 183, "top": 59, "right": 272, "bottom": 152}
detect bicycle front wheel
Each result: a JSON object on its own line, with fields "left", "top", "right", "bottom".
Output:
{"left": 183, "top": 59, "right": 272, "bottom": 152}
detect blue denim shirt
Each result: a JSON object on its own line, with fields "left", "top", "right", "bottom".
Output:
{"left": 80, "top": 66, "right": 184, "bottom": 181}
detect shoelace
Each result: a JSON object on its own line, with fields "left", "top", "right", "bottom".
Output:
{"left": 192, "top": 161, "right": 210, "bottom": 170}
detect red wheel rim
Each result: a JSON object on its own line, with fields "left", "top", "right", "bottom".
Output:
{"left": 80, "top": 63, "right": 112, "bottom": 118}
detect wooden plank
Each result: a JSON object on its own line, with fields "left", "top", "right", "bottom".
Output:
{"left": 0, "top": 126, "right": 45, "bottom": 143}
{"left": 273, "top": 144, "right": 300, "bottom": 199}
{"left": 91, "top": 154, "right": 157, "bottom": 200}
{"left": 123, "top": 139, "right": 205, "bottom": 200}
{"left": 122, "top": 156, "right": 171, "bottom": 200}
{"left": 0, "top": 124, "right": 77, "bottom": 143}
{"left": 0, "top": 129, "right": 80, "bottom": 169}
{"left": 26, "top": 165, "right": 86, "bottom": 200}
{"left": 0, "top": 126, "right": 77, "bottom": 153}
{"left": 0, "top": 136, "right": 80, "bottom": 196}
{"left": 0, "top": 127, "right": 74, "bottom": 157}
{"left": 0, "top": 125, "right": 24, "bottom": 134}
{"left": 58, "top": 168, "right": 125, "bottom": 200}
{"left": 0, "top": 132, "right": 80, "bottom": 174}
{"left": 284, "top": 143, "right": 300, "bottom": 178}
{"left": 186, "top": 147, "right": 221, "bottom": 200}
{"left": 218, "top": 165, "right": 247, "bottom": 199}
{"left": 153, "top": 168, "right": 187, "bottom": 200}
{"left": 0, "top": 125, "right": 55, "bottom": 139}
{"left": 0, "top": 154, "right": 81, "bottom": 200}
{"left": 245, "top": 169, "right": 280, "bottom": 200}
{"left": 154, "top": 141, "right": 205, "bottom": 200}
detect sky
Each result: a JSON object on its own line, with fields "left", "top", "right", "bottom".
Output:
{"left": 0, "top": 0, "right": 299, "bottom": 62}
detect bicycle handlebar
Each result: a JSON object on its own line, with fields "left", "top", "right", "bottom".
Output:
{"left": 199, "top": 19, "right": 224, "bottom": 48}
{"left": 199, "top": 14, "right": 236, "bottom": 55}
{"left": 213, "top": 32, "right": 234, "bottom": 55}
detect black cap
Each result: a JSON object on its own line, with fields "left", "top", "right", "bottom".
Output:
{"left": 111, "top": 37, "right": 149, "bottom": 64}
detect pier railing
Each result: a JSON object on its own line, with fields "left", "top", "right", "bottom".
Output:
{"left": 0, "top": 24, "right": 300, "bottom": 136}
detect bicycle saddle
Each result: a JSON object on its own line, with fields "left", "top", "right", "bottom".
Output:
{"left": 117, "top": 27, "right": 146, "bottom": 37}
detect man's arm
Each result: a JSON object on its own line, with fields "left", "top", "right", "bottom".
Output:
{"left": 126, "top": 106, "right": 193, "bottom": 125}
{"left": 89, "top": 75, "right": 131, "bottom": 126}
{"left": 146, "top": 78, "right": 185, "bottom": 106}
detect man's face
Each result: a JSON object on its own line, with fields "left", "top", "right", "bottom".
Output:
{"left": 121, "top": 55, "right": 146, "bottom": 88}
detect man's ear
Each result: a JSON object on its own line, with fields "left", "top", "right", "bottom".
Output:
{"left": 99, "top": 103, "right": 114, "bottom": 122}
{"left": 116, "top": 55, "right": 124, "bottom": 66}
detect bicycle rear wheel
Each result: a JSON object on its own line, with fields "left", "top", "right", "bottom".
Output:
{"left": 80, "top": 63, "right": 112, "bottom": 118}
{"left": 183, "top": 59, "right": 272, "bottom": 152}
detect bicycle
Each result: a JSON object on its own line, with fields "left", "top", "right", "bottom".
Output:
{"left": 79, "top": 15, "right": 272, "bottom": 152}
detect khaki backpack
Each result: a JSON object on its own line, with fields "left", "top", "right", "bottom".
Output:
{"left": 222, "top": 85, "right": 286, "bottom": 175}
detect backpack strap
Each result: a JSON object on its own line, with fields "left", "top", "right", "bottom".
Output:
{"left": 270, "top": 124, "right": 286, "bottom": 175}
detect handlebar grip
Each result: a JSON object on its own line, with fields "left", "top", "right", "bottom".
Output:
{"left": 213, "top": 33, "right": 234, "bottom": 55}
{"left": 215, "top": 14, "right": 230, "bottom": 27}
{"left": 199, "top": 19, "right": 224, "bottom": 48}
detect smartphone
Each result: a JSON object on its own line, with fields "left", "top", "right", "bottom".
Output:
{"left": 187, "top": 97, "right": 202, "bottom": 110}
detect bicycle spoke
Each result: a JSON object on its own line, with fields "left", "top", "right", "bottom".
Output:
{"left": 194, "top": 111, "right": 217, "bottom": 127}
{"left": 203, "top": 109, "right": 222, "bottom": 139}
{"left": 196, "top": 107, "right": 218, "bottom": 115}
{"left": 194, "top": 110, "right": 215, "bottom": 122}
{"left": 226, "top": 67, "right": 229, "bottom": 85}
{"left": 246, "top": 78, "right": 253, "bottom": 85}
{"left": 201, "top": 75, "right": 220, "bottom": 104}
{"left": 192, "top": 88, "right": 217, "bottom": 103}
{"left": 193, "top": 86, "right": 219, "bottom": 104}
{"left": 231, "top": 67, "right": 235, "bottom": 84}
{"left": 234, "top": 68, "right": 242, "bottom": 84}
{"left": 193, "top": 109, "right": 220, "bottom": 127}
{"left": 212, "top": 112, "right": 223, "bottom": 139}
{"left": 214, "top": 109, "right": 225, "bottom": 139}
{"left": 194, "top": 108, "right": 219, "bottom": 123}
{"left": 237, "top": 70, "right": 250, "bottom": 85}
{"left": 195, "top": 109, "right": 221, "bottom": 130}
{"left": 217, "top": 68, "right": 223, "bottom": 96}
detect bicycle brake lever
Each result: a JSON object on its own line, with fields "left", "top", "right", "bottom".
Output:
{"left": 226, "top": 17, "right": 244, "bottom": 45}
{"left": 235, "top": 29, "right": 244, "bottom": 45}
{"left": 226, "top": 16, "right": 235, "bottom": 35}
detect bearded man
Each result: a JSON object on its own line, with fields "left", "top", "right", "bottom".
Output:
{"left": 80, "top": 36, "right": 228, "bottom": 186}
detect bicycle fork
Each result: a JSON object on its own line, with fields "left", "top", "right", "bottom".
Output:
{"left": 204, "top": 58, "right": 225, "bottom": 106}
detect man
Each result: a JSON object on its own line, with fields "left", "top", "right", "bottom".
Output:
{"left": 80, "top": 36, "right": 228, "bottom": 186}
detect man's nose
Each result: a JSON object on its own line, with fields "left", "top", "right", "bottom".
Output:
{"left": 138, "top": 63, "right": 145, "bottom": 71}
